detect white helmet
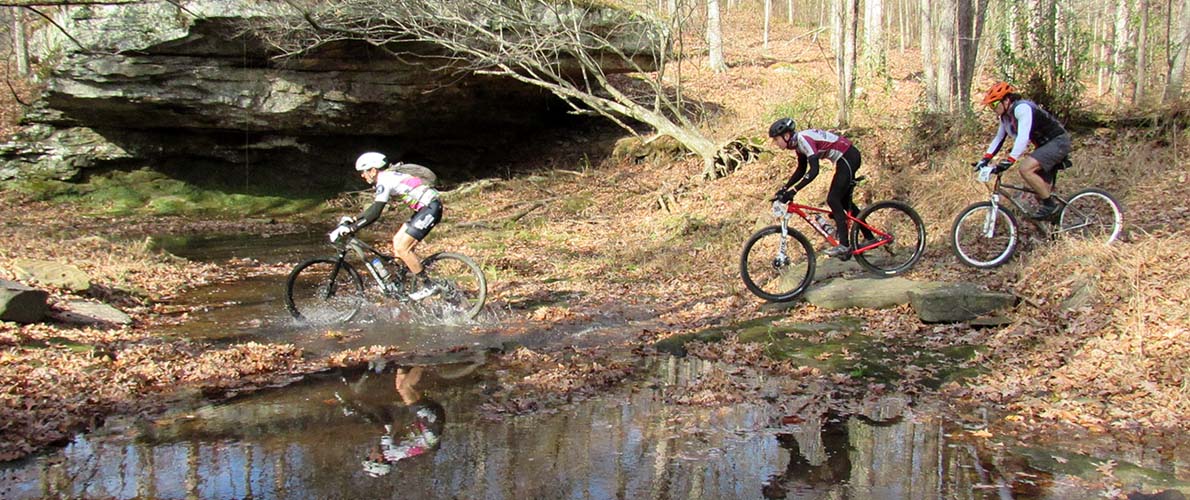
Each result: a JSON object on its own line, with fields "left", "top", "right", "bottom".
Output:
{"left": 355, "top": 152, "right": 387, "bottom": 171}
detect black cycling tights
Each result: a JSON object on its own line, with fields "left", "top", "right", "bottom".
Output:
{"left": 827, "top": 147, "right": 873, "bottom": 246}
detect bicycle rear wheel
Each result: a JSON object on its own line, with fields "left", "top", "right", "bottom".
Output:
{"left": 852, "top": 201, "right": 926, "bottom": 276}
{"left": 739, "top": 226, "right": 815, "bottom": 302}
{"left": 418, "top": 252, "right": 487, "bottom": 321}
{"left": 1058, "top": 188, "right": 1123, "bottom": 244}
{"left": 951, "top": 201, "right": 1020, "bottom": 268}
{"left": 285, "top": 258, "right": 365, "bottom": 323}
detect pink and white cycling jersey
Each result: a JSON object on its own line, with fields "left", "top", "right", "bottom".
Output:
{"left": 793, "top": 129, "right": 853, "bottom": 161}
{"left": 374, "top": 170, "right": 439, "bottom": 210}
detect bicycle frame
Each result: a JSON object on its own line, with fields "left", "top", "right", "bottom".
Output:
{"left": 979, "top": 173, "right": 1069, "bottom": 238}
{"left": 776, "top": 201, "right": 892, "bottom": 255}
{"left": 332, "top": 237, "right": 407, "bottom": 297}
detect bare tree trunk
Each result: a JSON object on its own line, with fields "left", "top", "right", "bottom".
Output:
{"left": 836, "top": 0, "right": 858, "bottom": 126}
{"left": 764, "top": 0, "right": 772, "bottom": 51}
{"left": 668, "top": 0, "right": 678, "bottom": 17}
{"left": 899, "top": 0, "right": 908, "bottom": 53}
{"left": 11, "top": 8, "right": 29, "bottom": 75}
{"left": 1097, "top": 10, "right": 1107, "bottom": 94}
{"left": 1134, "top": 0, "right": 1150, "bottom": 103}
{"left": 707, "top": 0, "right": 727, "bottom": 72}
{"left": 863, "top": 0, "right": 885, "bottom": 74}
{"left": 920, "top": 0, "right": 937, "bottom": 109}
{"left": 955, "top": 0, "right": 986, "bottom": 111}
{"left": 1165, "top": 0, "right": 1190, "bottom": 102}
{"left": 935, "top": 0, "right": 956, "bottom": 112}
{"left": 1112, "top": 0, "right": 1132, "bottom": 101}
{"left": 787, "top": 0, "right": 794, "bottom": 23}
{"left": 831, "top": 0, "right": 841, "bottom": 52}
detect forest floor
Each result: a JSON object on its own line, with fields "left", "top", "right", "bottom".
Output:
{"left": 1, "top": 10, "right": 1187, "bottom": 494}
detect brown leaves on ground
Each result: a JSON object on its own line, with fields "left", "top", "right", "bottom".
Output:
{"left": 955, "top": 233, "right": 1190, "bottom": 447}
{"left": 0, "top": 191, "right": 319, "bottom": 460}
{"left": 478, "top": 346, "right": 635, "bottom": 418}
{"left": 0, "top": 321, "right": 311, "bottom": 461}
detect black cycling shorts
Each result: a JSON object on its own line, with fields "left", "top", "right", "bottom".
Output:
{"left": 404, "top": 200, "right": 442, "bottom": 241}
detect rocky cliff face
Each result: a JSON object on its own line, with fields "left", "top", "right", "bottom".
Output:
{"left": 0, "top": 1, "right": 648, "bottom": 191}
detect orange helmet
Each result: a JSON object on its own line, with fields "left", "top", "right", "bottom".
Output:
{"left": 981, "top": 82, "right": 1014, "bottom": 106}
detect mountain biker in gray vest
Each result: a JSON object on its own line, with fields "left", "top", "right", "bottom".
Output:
{"left": 768, "top": 117, "right": 875, "bottom": 259}
{"left": 975, "top": 82, "right": 1073, "bottom": 219}
{"left": 329, "top": 152, "right": 442, "bottom": 300}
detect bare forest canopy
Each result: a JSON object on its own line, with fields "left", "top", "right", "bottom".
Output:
{"left": 0, "top": 0, "right": 1188, "bottom": 190}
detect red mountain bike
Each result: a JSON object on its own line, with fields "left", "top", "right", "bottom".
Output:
{"left": 739, "top": 196, "right": 926, "bottom": 302}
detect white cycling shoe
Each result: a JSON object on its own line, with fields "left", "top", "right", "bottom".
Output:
{"left": 408, "top": 283, "right": 439, "bottom": 301}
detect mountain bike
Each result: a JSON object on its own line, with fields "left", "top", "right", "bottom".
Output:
{"left": 950, "top": 160, "right": 1123, "bottom": 269}
{"left": 284, "top": 232, "right": 486, "bottom": 323}
{"left": 739, "top": 196, "right": 926, "bottom": 302}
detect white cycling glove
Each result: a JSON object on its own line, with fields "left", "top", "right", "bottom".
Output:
{"left": 329, "top": 225, "right": 352, "bottom": 242}
{"left": 338, "top": 216, "right": 356, "bottom": 226}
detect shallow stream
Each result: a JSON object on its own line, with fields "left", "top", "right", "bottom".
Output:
{"left": 1, "top": 231, "right": 1184, "bottom": 499}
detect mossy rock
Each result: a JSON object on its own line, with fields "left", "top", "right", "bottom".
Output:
{"left": 611, "top": 135, "right": 687, "bottom": 163}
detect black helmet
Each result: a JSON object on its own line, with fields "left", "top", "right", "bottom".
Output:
{"left": 768, "top": 118, "right": 796, "bottom": 137}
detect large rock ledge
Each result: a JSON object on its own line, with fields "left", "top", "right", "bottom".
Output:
{"left": 1, "top": 1, "right": 662, "bottom": 189}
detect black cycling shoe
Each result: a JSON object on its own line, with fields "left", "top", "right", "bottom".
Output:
{"left": 1031, "top": 202, "right": 1060, "bottom": 220}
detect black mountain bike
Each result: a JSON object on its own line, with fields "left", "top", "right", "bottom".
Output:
{"left": 951, "top": 160, "right": 1123, "bottom": 268}
{"left": 284, "top": 233, "right": 486, "bottom": 323}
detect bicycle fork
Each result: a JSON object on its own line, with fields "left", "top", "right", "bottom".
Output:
{"left": 774, "top": 216, "right": 793, "bottom": 268}
{"left": 983, "top": 193, "right": 1001, "bottom": 238}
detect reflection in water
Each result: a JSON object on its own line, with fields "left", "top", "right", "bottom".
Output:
{"left": 336, "top": 367, "right": 446, "bottom": 478}
{"left": 1, "top": 357, "right": 1101, "bottom": 499}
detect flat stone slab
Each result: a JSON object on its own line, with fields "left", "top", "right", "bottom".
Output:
{"left": 0, "top": 279, "right": 49, "bottom": 324}
{"left": 908, "top": 284, "right": 1017, "bottom": 323}
{"left": 804, "top": 277, "right": 942, "bottom": 310}
{"left": 50, "top": 300, "right": 133, "bottom": 326}
{"left": 12, "top": 259, "right": 91, "bottom": 292}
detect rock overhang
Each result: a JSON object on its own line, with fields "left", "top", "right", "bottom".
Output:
{"left": 3, "top": 1, "right": 662, "bottom": 191}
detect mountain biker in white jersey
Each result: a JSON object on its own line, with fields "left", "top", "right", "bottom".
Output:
{"left": 329, "top": 152, "right": 442, "bottom": 300}
{"left": 975, "top": 82, "right": 1073, "bottom": 219}
{"left": 768, "top": 117, "right": 875, "bottom": 258}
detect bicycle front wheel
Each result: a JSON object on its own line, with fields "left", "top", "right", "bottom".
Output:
{"left": 419, "top": 252, "right": 487, "bottom": 320}
{"left": 951, "top": 201, "right": 1020, "bottom": 268}
{"left": 285, "top": 258, "right": 365, "bottom": 323}
{"left": 1058, "top": 188, "right": 1123, "bottom": 244}
{"left": 739, "top": 225, "right": 815, "bottom": 302}
{"left": 852, "top": 201, "right": 926, "bottom": 276}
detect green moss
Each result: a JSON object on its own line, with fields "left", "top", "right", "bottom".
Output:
{"left": 673, "top": 315, "right": 984, "bottom": 386}
{"left": 560, "top": 195, "right": 594, "bottom": 214}
{"left": 8, "top": 168, "right": 331, "bottom": 218}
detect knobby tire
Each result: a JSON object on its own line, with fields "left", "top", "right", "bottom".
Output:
{"left": 418, "top": 252, "right": 487, "bottom": 320}
{"left": 285, "top": 258, "right": 365, "bottom": 323}
{"left": 1058, "top": 188, "right": 1123, "bottom": 244}
{"left": 739, "top": 226, "right": 815, "bottom": 302}
{"left": 951, "top": 201, "right": 1020, "bottom": 268}
{"left": 852, "top": 201, "right": 926, "bottom": 276}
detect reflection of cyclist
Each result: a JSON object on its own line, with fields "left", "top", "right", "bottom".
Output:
{"left": 768, "top": 118, "right": 874, "bottom": 258}
{"left": 329, "top": 152, "right": 442, "bottom": 300}
{"left": 360, "top": 367, "right": 446, "bottom": 478}
{"left": 975, "top": 82, "right": 1072, "bottom": 219}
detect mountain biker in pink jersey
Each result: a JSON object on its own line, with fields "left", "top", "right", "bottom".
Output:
{"left": 329, "top": 152, "right": 442, "bottom": 300}
{"left": 975, "top": 82, "right": 1073, "bottom": 219}
{"left": 768, "top": 117, "right": 875, "bottom": 258}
